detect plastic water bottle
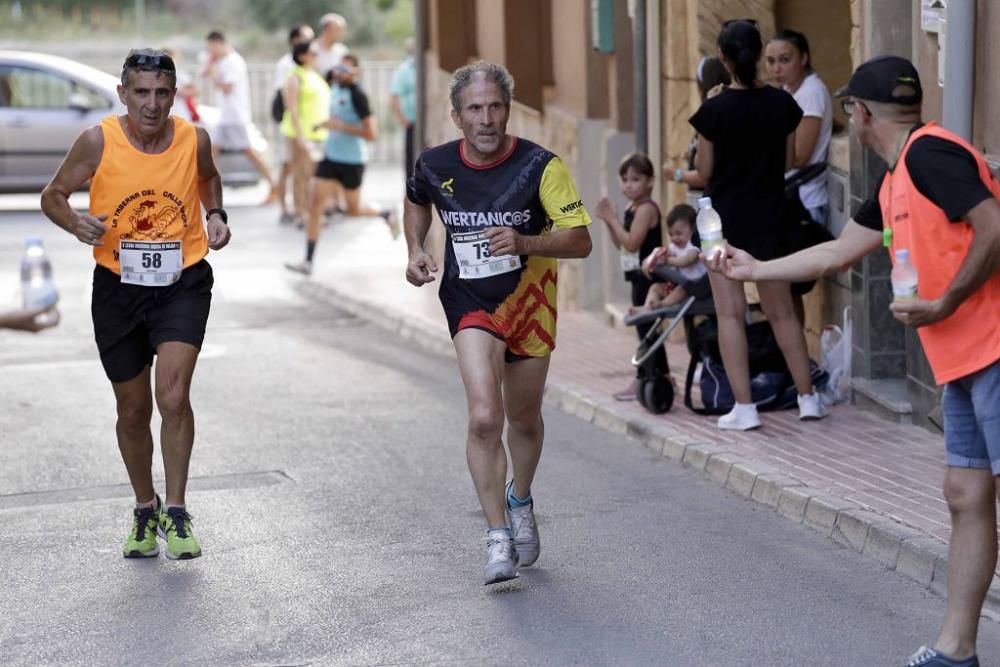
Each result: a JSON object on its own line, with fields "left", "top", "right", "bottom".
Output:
{"left": 21, "top": 238, "right": 59, "bottom": 311}
{"left": 891, "top": 248, "right": 918, "bottom": 302}
{"left": 696, "top": 196, "right": 725, "bottom": 259}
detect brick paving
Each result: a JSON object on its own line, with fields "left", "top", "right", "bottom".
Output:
{"left": 307, "top": 217, "right": 952, "bottom": 546}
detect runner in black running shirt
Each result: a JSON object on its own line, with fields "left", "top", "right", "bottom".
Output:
{"left": 405, "top": 61, "right": 592, "bottom": 585}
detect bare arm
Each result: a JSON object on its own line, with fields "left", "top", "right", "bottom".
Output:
{"left": 695, "top": 135, "right": 713, "bottom": 182}
{"left": 196, "top": 127, "right": 222, "bottom": 212}
{"left": 40, "top": 126, "right": 108, "bottom": 245}
{"left": 708, "top": 219, "right": 883, "bottom": 283}
{"left": 681, "top": 169, "right": 707, "bottom": 189}
{"left": 784, "top": 132, "right": 797, "bottom": 171}
{"left": 285, "top": 75, "right": 303, "bottom": 138}
{"left": 667, "top": 247, "right": 701, "bottom": 268}
{"left": 390, "top": 95, "right": 409, "bottom": 127}
{"left": 791, "top": 116, "right": 822, "bottom": 169}
{"left": 595, "top": 199, "right": 657, "bottom": 252}
{"left": 196, "top": 128, "right": 230, "bottom": 250}
{"left": 322, "top": 116, "right": 377, "bottom": 141}
{"left": 889, "top": 199, "right": 1000, "bottom": 327}
{"left": 404, "top": 198, "right": 438, "bottom": 286}
{"left": 935, "top": 198, "right": 1000, "bottom": 314}
{"left": 486, "top": 225, "right": 592, "bottom": 260}
{"left": 0, "top": 306, "right": 60, "bottom": 332}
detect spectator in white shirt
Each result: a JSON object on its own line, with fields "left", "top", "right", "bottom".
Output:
{"left": 203, "top": 30, "right": 276, "bottom": 201}
{"left": 273, "top": 24, "right": 315, "bottom": 224}
{"left": 765, "top": 29, "right": 833, "bottom": 225}
{"left": 315, "top": 13, "right": 348, "bottom": 83}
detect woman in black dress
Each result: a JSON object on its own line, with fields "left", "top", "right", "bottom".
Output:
{"left": 689, "top": 19, "right": 827, "bottom": 430}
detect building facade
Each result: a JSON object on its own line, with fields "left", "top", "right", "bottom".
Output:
{"left": 416, "top": 0, "right": 997, "bottom": 432}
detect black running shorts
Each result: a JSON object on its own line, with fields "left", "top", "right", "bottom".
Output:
{"left": 315, "top": 159, "right": 365, "bottom": 189}
{"left": 91, "top": 260, "right": 213, "bottom": 383}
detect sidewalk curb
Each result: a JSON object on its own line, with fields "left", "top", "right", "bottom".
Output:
{"left": 298, "top": 278, "right": 1000, "bottom": 613}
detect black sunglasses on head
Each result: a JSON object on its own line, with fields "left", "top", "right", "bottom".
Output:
{"left": 123, "top": 52, "right": 176, "bottom": 72}
{"left": 722, "top": 18, "right": 759, "bottom": 29}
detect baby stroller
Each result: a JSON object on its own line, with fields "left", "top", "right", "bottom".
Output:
{"left": 622, "top": 267, "right": 715, "bottom": 414}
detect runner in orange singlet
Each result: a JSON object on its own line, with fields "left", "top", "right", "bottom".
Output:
{"left": 41, "top": 49, "right": 232, "bottom": 561}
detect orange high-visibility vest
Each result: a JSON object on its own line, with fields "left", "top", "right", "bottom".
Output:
{"left": 90, "top": 115, "right": 208, "bottom": 273}
{"left": 878, "top": 122, "right": 1000, "bottom": 384}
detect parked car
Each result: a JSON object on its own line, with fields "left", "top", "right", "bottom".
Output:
{"left": 0, "top": 50, "right": 266, "bottom": 193}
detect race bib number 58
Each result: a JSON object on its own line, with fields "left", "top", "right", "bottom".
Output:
{"left": 120, "top": 240, "right": 183, "bottom": 286}
{"left": 452, "top": 230, "right": 521, "bottom": 280}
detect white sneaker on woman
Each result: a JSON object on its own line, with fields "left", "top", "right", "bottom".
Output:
{"left": 718, "top": 403, "right": 761, "bottom": 431}
{"left": 797, "top": 393, "right": 828, "bottom": 421}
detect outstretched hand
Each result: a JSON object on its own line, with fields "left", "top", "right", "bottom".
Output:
{"left": 703, "top": 242, "right": 757, "bottom": 282}
{"left": 595, "top": 197, "right": 617, "bottom": 225}
{"left": 1, "top": 305, "right": 60, "bottom": 332}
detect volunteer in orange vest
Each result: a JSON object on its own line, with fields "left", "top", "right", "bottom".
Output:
{"left": 41, "top": 49, "right": 232, "bottom": 562}
{"left": 706, "top": 55, "right": 1000, "bottom": 667}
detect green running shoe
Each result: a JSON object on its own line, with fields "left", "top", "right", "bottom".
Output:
{"left": 123, "top": 495, "right": 161, "bottom": 559}
{"left": 157, "top": 507, "right": 202, "bottom": 560}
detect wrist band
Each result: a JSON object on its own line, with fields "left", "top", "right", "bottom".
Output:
{"left": 674, "top": 168, "right": 684, "bottom": 183}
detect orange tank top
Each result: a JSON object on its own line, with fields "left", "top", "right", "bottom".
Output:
{"left": 878, "top": 122, "right": 1000, "bottom": 384}
{"left": 90, "top": 115, "right": 208, "bottom": 273}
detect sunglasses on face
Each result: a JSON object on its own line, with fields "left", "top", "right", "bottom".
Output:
{"left": 840, "top": 98, "right": 871, "bottom": 117}
{"left": 123, "top": 52, "right": 176, "bottom": 72}
{"left": 722, "top": 18, "right": 759, "bottom": 29}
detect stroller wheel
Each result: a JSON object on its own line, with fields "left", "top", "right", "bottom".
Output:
{"left": 636, "top": 378, "right": 650, "bottom": 408}
{"left": 642, "top": 377, "right": 674, "bottom": 414}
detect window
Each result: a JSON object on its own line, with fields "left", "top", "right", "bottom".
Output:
{"left": 1, "top": 66, "right": 109, "bottom": 110}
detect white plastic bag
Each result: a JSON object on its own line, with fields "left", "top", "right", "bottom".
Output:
{"left": 820, "top": 306, "right": 852, "bottom": 404}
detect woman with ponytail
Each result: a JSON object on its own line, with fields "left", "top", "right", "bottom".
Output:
{"left": 689, "top": 19, "right": 827, "bottom": 430}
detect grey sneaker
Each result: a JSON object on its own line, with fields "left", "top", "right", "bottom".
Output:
{"left": 284, "top": 260, "right": 313, "bottom": 276}
{"left": 381, "top": 209, "right": 401, "bottom": 239}
{"left": 506, "top": 481, "right": 540, "bottom": 567}
{"left": 484, "top": 533, "right": 519, "bottom": 585}
{"left": 904, "top": 646, "right": 979, "bottom": 667}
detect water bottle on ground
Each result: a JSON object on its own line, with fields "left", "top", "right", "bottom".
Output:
{"left": 696, "top": 196, "right": 725, "bottom": 260}
{"left": 21, "top": 238, "right": 59, "bottom": 320}
{"left": 890, "top": 248, "right": 918, "bottom": 303}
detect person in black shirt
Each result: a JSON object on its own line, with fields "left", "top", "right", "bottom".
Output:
{"left": 404, "top": 61, "right": 593, "bottom": 586}
{"left": 595, "top": 153, "right": 667, "bottom": 400}
{"left": 708, "top": 55, "right": 1000, "bottom": 667}
{"left": 689, "top": 19, "right": 826, "bottom": 430}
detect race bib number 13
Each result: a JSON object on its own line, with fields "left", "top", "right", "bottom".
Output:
{"left": 452, "top": 230, "right": 521, "bottom": 280}
{"left": 120, "top": 240, "right": 183, "bottom": 286}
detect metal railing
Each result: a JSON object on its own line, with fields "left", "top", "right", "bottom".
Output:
{"left": 204, "top": 60, "right": 406, "bottom": 167}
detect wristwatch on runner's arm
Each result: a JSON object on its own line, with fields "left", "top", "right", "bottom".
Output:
{"left": 206, "top": 208, "right": 228, "bottom": 225}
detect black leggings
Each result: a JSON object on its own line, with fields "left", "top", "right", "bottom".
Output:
{"left": 630, "top": 276, "right": 669, "bottom": 379}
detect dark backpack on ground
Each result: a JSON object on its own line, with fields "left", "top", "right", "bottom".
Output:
{"left": 683, "top": 318, "right": 828, "bottom": 415}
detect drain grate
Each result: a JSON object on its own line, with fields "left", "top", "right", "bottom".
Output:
{"left": 0, "top": 470, "right": 293, "bottom": 511}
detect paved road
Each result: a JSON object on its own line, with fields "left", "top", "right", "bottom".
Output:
{"left": 3, "top": 200, "right": 1000, "bottom": 666}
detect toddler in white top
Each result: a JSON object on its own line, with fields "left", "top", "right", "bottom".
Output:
{"left": 635, "top": 204, "right": 707, "bottom": 313}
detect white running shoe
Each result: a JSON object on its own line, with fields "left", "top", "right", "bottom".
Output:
{"left": 506, "top": 481, "right": 540, "bottom": 567}
{"left": 284, "top": 260, "right": 313, "bottom": 276}
{"left": 797, "top": 392, "right": 829, "bottom": 421}
{"left": 483, "top": 532, "right": 519, "bottom": 585}
{"left": 718, "top": 403, "right": 761, "bottom": 431}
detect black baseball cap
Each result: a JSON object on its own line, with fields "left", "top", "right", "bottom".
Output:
{"left": 834, "top": 55, "right": 923, "bottom": 106}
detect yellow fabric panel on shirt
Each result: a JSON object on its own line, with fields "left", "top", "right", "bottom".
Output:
{"left": 90, "top": 115, "right": 207, "bottom": 273}
{"left": 538, "top": 157, "right": 592, "bottom": 230}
